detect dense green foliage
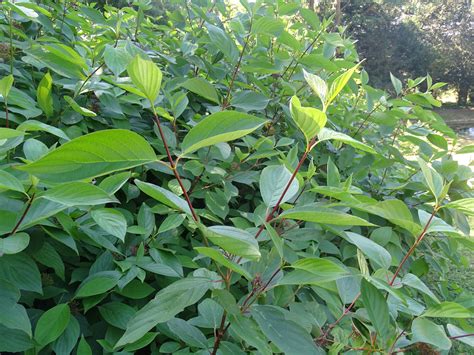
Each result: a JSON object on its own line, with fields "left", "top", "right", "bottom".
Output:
{"left": 0, "top": 0, "right": 473, "bottom": 353}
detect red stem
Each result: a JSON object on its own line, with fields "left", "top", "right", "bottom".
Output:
{"left": 5, "top": 101, "right": 9, "bottom": 128}
{"left": 7, "top": 193, "right": 35, "bottom": 237}
{"left": 322, "top": 207, "right": 438, "bottom": 339}
{"left": 152, "top": 113, "right": 199, "bottom": 222}
{"left": 450, "top": 333, "right": 474, "bottom": 340}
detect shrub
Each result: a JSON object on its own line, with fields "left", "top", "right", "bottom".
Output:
{"left": 0, "top": 1, "right": 472, "bottom": 353}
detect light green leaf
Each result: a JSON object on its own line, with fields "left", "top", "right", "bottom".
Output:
{"left": 41, "top": 182, "right": 117, "bottom": 206}
{"left": 417, "top": 157, "right": 443, "bottom": 200}
{"left": 317, "top": 128, "right": 376, "bottom": 154}
{"left": 17, "top": 119, "right": 70, "bottom": 141}
{"left": 201, "top": 225, "right": 260, "bottom": 260}
{"left": 115, "top": 277, "right": 212, "bottom": 348}
{"left": 34, "top": 304, "right": 70, "bottom": 348}
{"left": 411, "top": 318, "right": 451, "bottom": 350}
{"left": 361, "top": 278, "right": 391, "bottom": 340}
{"left": 290, "top": 96, "right": 327, "bottom": 146}
{"left": 264, "top": 222, "right": 284, "bottom": 259}
{"left": 251, "top": 305, "right": 323, "bottom": 355}
{"left": 326, "top": 64, "right": 359, "bottom": 105}
{"left": 390, "top": 72, "right": 402, "bottom": 95}
{"left": 0, "top": 170, "right": 25, "bottom": 193}
{"left": 36, "top": 72, "right": 54, "bottom": 117}
{"left": 303, "top": 69, "right": 327, "bottom": 107}
{"left": 0, "top": 128, "right": 24, "bottom": 140}
{"left": 18, "top": 129, "right": 157, "bottom": 183}
{"left": 344, "top": 232, "right": 392, "bottom": 269}
{"left": 290, "top": 258, "right": 348, "bottom": 282}
{"left": 456, "top": 144, "right": 474, "bottom": 154}
{"left": 64, "top": 96, "right": 96, "bottom": 117}
{"left": 135, "top": 180, "right": 191, "bottom": 215}
{"left": 0, "top": 233, "right": 29, "bottom": 255}
{"left": 251, "top": 17, "right": 284, "bottom": 36}
{"left": 422, "top": 302, "right": 474, "bottom": 318}
{"left": 443, "top": 198, "right": 474, "bottom": 216}
{"left": 0, "top": 74, "right": 14, "bottom": 99}
{"left": 127, "top": 55, "right": 162, "bottom": 103}
{"left": 91, "top": 208, "right": 127, "bottom": 241}
{"left": 181, "top": 111, "right": 267, "bottom": 155}
{"left": 278, "top": 205, "right": 374, "bottom": 226}
{"left": 181, "top": 77, "right": 219, "bottom": 104}
{"left": 75, "top": 271, "right": 121, "bottom": 298}
{"left": 77, "top": 336, "right": 92, "bottom": 355}
{"left": 259, "top": 165, "right": 299, "bottom": 207}
{"left": 195, "top": 247, "right": 252, "bottom": 279}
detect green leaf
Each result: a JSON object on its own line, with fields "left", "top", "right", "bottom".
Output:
{"left": 390, "top": 72, "right": 402, "bottom": 95}
{"left": 251, "top": 305, "right": 323, "bottom": 355}
{"left": 422, "top": 302, "right": 474, "bottom": 318}
{"left": 181, "top": 77, "right": 219, "bottom": 104}
{"left": 0, "top": 74, "right": 14, "bottom": 99}
{"left": 64, "top": 96, "right": 97, "bottom": 117}
{"left": 91, "top": 208, "right": 127, "bottom": 241}
{"left": 0, "top": 232, "right": 30, "bottom": 255}
{"left": 36, "top": 72, "right": 54, "bottom": 117}
{"left": 443, "top": 198, "right": 474, "bottom": 216}
{"left": 318, "top": 128, "right": 376, "bottom": 154}
{"left": 290, "top": 258, "right": 348, "bottom": 282}
{"left": 278, "top": 205, "right": 374, "bottom": 226}
{"left": 231, "top": 91, "right": 270, "bottom": 111}
{"left": 251, "top": 17, "right": 284, "bottom": 36}
{"left": 456, "top": 144, "right": 474, "bottom": 154}
{"left": 77, "top": 336, "right": 92, "bottom": 355}
{"left": 361, "top": 278, "right": 391, "bottom": 340}
{"left": 259, "top": 165, "right": 299, "bottom": 207}
{"left": 401, "top": 274, "right": 440, "bottom": 303}
{"left": 115, "top": 277, "right": 212, "bottom": 348}
{"left": 34, "top": 304, "right": 70, "bottom": 348}
{"left": 104, "top": 45, "right": 133, "bottom": 77}
{"left": 18, "top": 129, "right": 157, "bottom": 183}
{"left": 195, "top": 247, "right": 252, "bottom": 280}
{"left": 166, "top": 318, "right": 207, "bottom": 348}
{"left": 127, "top": 55, "right": 162, "bottom": 103}
{"left": 447, "top": 324, "right": 474, "bottom": 347}
{"left": 99, "top": 302, "right": 136, "bottom": 330}
{"left": 52, "top": 316, "right": 80, "bottom": 355}
{"left": 417, "top": 157, "right": 443, "bottom": 200}
{"left": 0, "top": 170, "right": 25, "bottom": 193}
{"left": 290, "top": 96, "right": 327, "bottom": 146}
{"left": 206, "top": 24, "right": 239, "bottom": 63}
{"left": 0, "top": 253, "right": 42, "bottom": 293}
{"left": 344, "top": 232, "right": 392, "bottom": 269}
{"left": 201, "top": 225, "right": 260, "bottom": 260}
{"left": 41, "top": 182, "right": 117, "bottom": 206}
{"left": 181, "top": 111, "right": 267, "bottom": 155}
{"left": 264, "top": 222, "right": 284, "bottom": 259}
{"left": 17, "top": 119, "right": 70, "bottom": 141}
{"left": 135, "top": 180, "right": 191, "bottom": 215}
{"left": 303, "top": 70, "right": 327, "bottom": 108}
{"left": 411, "top": 318, "right": 451, "bottom": 350}
{"left": 326, "top": 64, "right": 359, "bottom": 105}
{"left": 75, "top": 271, "right": 121, "bottom": 298}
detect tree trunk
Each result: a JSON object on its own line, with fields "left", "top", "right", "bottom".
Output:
{"left": 458, "top": 82, "right": 469, "bottom": 106}
{"left": 308, "top": 0, "right": 314, "bottom": 11}
{"left": 335, "top": 0, "right": 341, "bottom": 26}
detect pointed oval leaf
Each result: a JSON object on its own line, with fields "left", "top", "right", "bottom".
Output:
{"left": 181, "top": 77, "right": 219, "bottom": 104}
{"left": 75, "top": 271, "right": 121, "bottom": 298}
{"left": 181, "top": 111, "right": 267, "bottom": 155}
{"left": 279, "top": 205, "right": 374, "bottom": 226}
{"left": 361, "top": 278, "right": 391, "bottom": 340}
{"left": 344, "top": 232, "right": 392, "bottom": 269}
{"left": 318, "top": 128, "right": 376, "bottom": 154}
{"left": 41, "top": 182, "right": 117, "bottom": 206}
{"left": 64, "top": 96, "right": 96, "bottom": 117}
{"left": 291, "top": 257, "right": 348, "bottom": 282}
{"left": 18, "top": 129, "right": 157, "bottom": 183}
{"left": 326, "top": 64, "right": 359, "bottom": 105}
{"left": 0, "top": 232, "right": 30, "bottom": 255}
{"left": 127, "top": 55, "right": 162, "bottom": 103}
{"left": 201, "top": 225, "right": 260, "bottom": 260}
{"left": 422, "top": 302, "right": 474, "bottom": 318}
{"left": 135, "top": 180, "right": 191, "bottom": 215}
{"left": 0, "top": 170, "right": 25, "bottom": 193}
{"left": 290, "top": 96, "right": 327, "bottom": 146}
{"left": 195, "top": 247, "right": 252, "bottom": 280}
{"left": 34, "top": 304, "right": 70, "bottom": 348}
{"left": 412, "top": 318, "right": 451, "bottom": 350}
{"left": 259, "top": 165, "right": 299, "bottom": 207}
{"left": 0, "top": 74, "right": 14, "bottom": 98}
{"left": 303, "top": 69, "right": 327, "bottom": 106}
{"left": 91, "top": 208, "right": 127, "bottom": 241}
{"left": 36, "top": 72, "right": 54, "bottom": 117}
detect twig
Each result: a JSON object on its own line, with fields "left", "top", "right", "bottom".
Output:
{"left": 7, "top": 193, "right": 36, "bottom": 237}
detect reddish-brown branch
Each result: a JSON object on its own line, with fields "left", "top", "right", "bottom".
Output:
{"left": 5, "top": 101, "right": 9, "bottom": 128}
{"left": 7, "top": 193, "right": 35, "bottom": 237}
{"left": 449, "top": 333, "right": 474, "bottom": 340}
{"left": 152, "top": 113, "right": 199, "bottom": 222}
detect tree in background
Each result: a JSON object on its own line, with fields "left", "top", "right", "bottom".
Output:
{"left": 337, "top": 0, "right": 472, "bottom": 105}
